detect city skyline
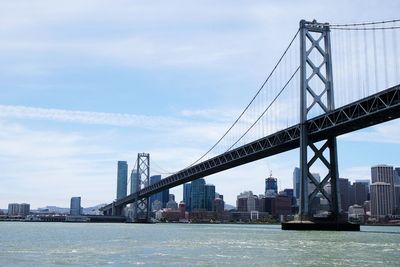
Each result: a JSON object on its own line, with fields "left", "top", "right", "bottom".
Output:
{"left": 1, "top": 1, "right": 400, "bottom": 209}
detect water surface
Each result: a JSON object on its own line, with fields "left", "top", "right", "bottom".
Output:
{"left": 0, "top": 222, "right": 399, "bottom": 266}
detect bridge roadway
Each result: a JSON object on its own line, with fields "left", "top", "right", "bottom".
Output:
{"left": 101, "top": 84, "right": 400, "bottom": 213}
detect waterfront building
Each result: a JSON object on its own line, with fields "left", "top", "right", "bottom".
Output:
{"left": 275, "top": 195, "right": 292, "bottom": 216}
{"left": 7, "top": 203, "right": 30, "bottom": 216}
{"left": 264, "top": 197, "right": 276, "bottom": 215}
{"left": 191, "top": 178, "right": 206, "bottom": 210}
{"left": 370, "top": 182, "right": 393, "bottom": 219}
{"left": 8, "top": 203, "right": 20, "bottom": 216}
{"left": 205, "top": 184, "right": 216, "bottom": 211}
{"left": 178, "top": 201, "right": 186, "bottom": 220}
{"left": 183, "top": 183, "right": 192, "bottom": 212}
{"left": 236, "top": 191, "right": 259, "bottom": 212}
{"left": 352, "top": 181, "right": 369, "bottom": 206}
{"left": 395, "top": 185, "right": 400, "bottom": 215}
{"left": 70, "top": 197, "right": 81, "bottom": 216}
{"left": 116, "top": 161, "right": 128, "bottom": 200}
{"left": 371, "top": 165, "right": 395, "bottom": 215}
{"left": 265, "top": 175, "right": 278, "bottom": 196}
{"left": 130, "top": 169, "right": 140, "bottom": 194}
{"left": 339, "top": 178, "right": 350, "bottom": 212}
{"left": 348, "top": 204, "right": 365, "bottom": 223}
{"left": 293, "top": 167, "right": 301, "bottom": 199}
{"left": 19, "top": 203, "right": 30, "bottom": 216}
{"left": 394, "top": 168, "right": 400, "bottom": 214}
{"left": 213, "top": 198, "right": 224, "bottom": 214}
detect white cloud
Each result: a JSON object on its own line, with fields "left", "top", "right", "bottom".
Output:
{"left": 0, "top": 104, "right": 185, "bottom": 129}
{"left": 341, "top": 120, "right": 400, "bottom": 144}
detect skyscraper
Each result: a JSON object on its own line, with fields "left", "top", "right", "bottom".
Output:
{"left": 265, "top": 175, "right": 278, "bottom": 196}
{"left": 130, "top": 169, "right": 140, "bottom": 194}
{"left": 293, "top": 167, "right": 301, "bottom": 199}
{"left": 183, "top": 183, "right": 192, "bottom": 212}
{"left": 371, "top": 165, "right": 395, "bottom": 215}
{"left": 70, "top": 197, "right": 81, "bottom": 216}
{"left": 116, "top": 161, "right": 128, "bottom": 200}
{"left": 205, "top": 184, "right": 216, "bottom": 211}
{"left": 394, "top": 168, "right": 400, "bottom": 185}
{"left": 150, "top": 175, "right": 163, "bottom": 207}
{"left": 393, "top": 167, "right": 400, "bottom": 214}
{"left": 162, "top": 189, "right": 170, "bottom": 208}
{"left": 371, "top": 182, "right": 393, "bottom": 219}
{"left": 339, "top": 178, "right": 350, "bottom": 212}
{"left": 191, "top": 178, "right": 206, "bottom": 211}
{"left": 352, "top": 181, "right": 369, "bottom": 206}
{"left": 149, "top": 175, "right": 169, "bottom": 208}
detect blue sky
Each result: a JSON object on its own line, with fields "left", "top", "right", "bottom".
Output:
{"left": 0, "top": 0, "right": 399, "bottom": 208}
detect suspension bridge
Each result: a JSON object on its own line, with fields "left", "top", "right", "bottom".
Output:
{"left": 100, "top": 19, "right": 400, "bottom": 228}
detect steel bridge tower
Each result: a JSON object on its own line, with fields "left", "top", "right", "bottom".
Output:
{"left": 133, "top": 153, "right": 150, "bottom": 222}
{"left": 299, "top": 20, "right": 341, "bottom": 220}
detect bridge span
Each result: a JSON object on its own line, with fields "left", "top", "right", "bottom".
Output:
{"left": 101, "top": 84, "right": 400, "bottom": 214}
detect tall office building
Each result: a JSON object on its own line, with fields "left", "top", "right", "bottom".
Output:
{"left": 70, "top": 197, "right": 81, "bottom": 216}
{"left": 293, "top": 167, "right": 301, "bottom": 199}
{"left": 371, "top": 165, "right": 395, "bottom": 215}
{"left": 205, "top": 184, "right": 216, "bottom": 211}
{"left": 394, "top": 168, "right": 400, "bottom": 185}
{"left": 265, "top": 175, "right": 278, "bottom": 196}
{"left": 116, "top": 161, "right": 128, "bottom": 200}
{"left": 149, "top": 175, "right": 163, "bottom": 206}
{"left": 394, "top": 168, "right": 400, "bottom": 214}
{"left": 8, "top": 203, "right": 20, "bottom": 216}
{"left": 19, "top": 203, "right": 30, "bottom": 216}
{"left": 183, "top": 183, "right": 192, "bottom": 212}
{"left": 191, "top": 178, "right": 206, "bottom": 211}
{"left": 149, "top": 175, "right": 170, "bottom": 208}
{"left": 352, "top": 181, "right": 369, "bottom": 206}
{"left": 130, "top": 169, "right": 140, "bottom": 194}
{"left": 371, "top": 182, "right": 393, "bottom": 219}
{"left": 162, "top": 189, "right": 170, "bottom": 208}
{"left": 339, "top": 178, "right": 350, "bottom": 212}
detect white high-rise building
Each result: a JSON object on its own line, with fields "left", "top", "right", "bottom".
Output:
{"left": 371, "top": 182, "right": 393, "bottom": 219}
{"left": 371, "top": 165, "right": 395, "bottom": 216}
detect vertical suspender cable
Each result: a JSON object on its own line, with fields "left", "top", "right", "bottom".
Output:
{"left": 363, "top": 29, "right": 370, "bottom": 97}
{"left": 393, "top": 22, "right": 399, "bottom": 82}
{"left": 372, "top": 25, "right": 379, "bottom": 92}
{"left": 382, "top": 28, "right": 389, "bottom": 87}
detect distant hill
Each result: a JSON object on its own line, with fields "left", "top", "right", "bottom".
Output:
{"left": 224, "top": 203, "right": 235, "bottom": 211}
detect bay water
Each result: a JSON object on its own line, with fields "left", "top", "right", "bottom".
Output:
{"left": 0, "top": 222, "right": 399, "bottom": 266}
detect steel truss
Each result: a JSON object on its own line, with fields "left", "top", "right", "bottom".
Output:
{"left": 133, "top": 153, "right": 150, "bottom": 222}
{"left": 100, "top": 84, "right": 399, "bottom": 214}
{"left": 299, "top": 20, "right": 340, "bottom": 218}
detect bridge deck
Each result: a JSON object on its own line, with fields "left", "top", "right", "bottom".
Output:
{"left": 101, "top": 84, "right": 400, "bottom": 212}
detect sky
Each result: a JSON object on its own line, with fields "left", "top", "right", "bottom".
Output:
{"left": 0, "top": 0, "right": 399, "bottom": 209}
